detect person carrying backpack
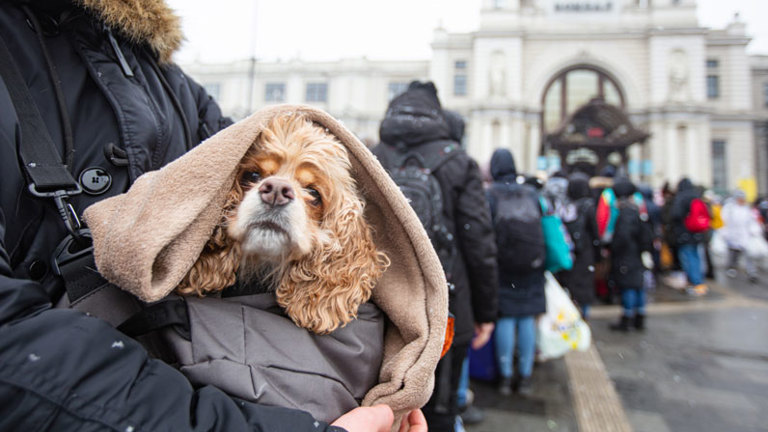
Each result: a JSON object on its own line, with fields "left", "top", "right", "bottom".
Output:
{"left": 672, "top": 178, "right": 710, "bottom": 296}
{"left": 486, "top": 148, "right": 546, "bottom": 397}
{"left": 373, "top": 81, "right": 498, "bottom": 432}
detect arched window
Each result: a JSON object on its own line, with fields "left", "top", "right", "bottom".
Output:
{"left": 541, "top": 66, "right": 625, "bottom": 132}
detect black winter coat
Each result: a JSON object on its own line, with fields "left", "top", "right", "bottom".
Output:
{"left": 559, "top": 198, "right": 599, "bottom": 306}
{"left": 558, "top": 174, "right": 599, "bottom": 306}
{"left": 487, "top": 149, "right": 546, "bottom": 318}
{"left": 0, "top": 2, "right": 333, "bottom": 431}
{"left": 609, "top": 199, "right": 653, "bottom": 291}
{"left": 373, "top": 82, "right": 498, "bottom": 346}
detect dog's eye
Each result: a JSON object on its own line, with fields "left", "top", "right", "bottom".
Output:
{"left": 242, "top": 170, "right": 261, "bottom": 184}
{"left": 306, "top": 187, "right": 322, "bottom": 206}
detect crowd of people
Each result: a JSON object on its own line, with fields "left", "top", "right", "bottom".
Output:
{"left": 374, "top": 81, "right": 768, "bottom": 431}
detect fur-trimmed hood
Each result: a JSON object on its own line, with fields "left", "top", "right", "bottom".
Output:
{"left": 83, "top": 105, "right": 448, "bottom": 426}
{"left": 76, "top": 0, "right": 182, "bottom": 63}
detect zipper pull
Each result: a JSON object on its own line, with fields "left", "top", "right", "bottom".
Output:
{"left": 105, "top": 26, "right": 134, "bottom": 78}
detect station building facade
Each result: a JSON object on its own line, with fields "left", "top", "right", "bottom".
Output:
{"left": 182, "top": 0, "right": 765, "bottom": 193}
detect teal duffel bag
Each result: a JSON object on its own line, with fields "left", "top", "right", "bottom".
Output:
{"left": 540, "top": 197, "right": 574, "bottom": 273}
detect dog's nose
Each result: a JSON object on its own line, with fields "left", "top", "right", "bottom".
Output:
{"left": 259, "top": 178, "right": 295, "bottom": 207}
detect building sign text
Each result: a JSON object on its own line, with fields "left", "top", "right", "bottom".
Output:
{"left": 554, "top": 2, "right": 613, "bottom": 12}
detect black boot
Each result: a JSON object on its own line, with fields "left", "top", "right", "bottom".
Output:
{"left": 459, "top": 405, "right": 485, "bottom": 425}
{"left": 516, "top": 376, "right": 533, "bottom": 396}
{"left": 498, "top": 376, "right": 513, "bottom": 396}
{"left": 634, "top": 314, "right": 646, "bottom": 330}
{"left": 610, "top": 315, "right": 631, "bottom": 332}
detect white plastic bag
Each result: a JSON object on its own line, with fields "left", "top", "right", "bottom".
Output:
{"left": 745, "top": 235, "right": 768, "bottom": 259}
{"left": 709, "top": 230, "right": 729, "bottom": 269}
{"left": 537, "top": 271, "right": 591, "bottom": 360}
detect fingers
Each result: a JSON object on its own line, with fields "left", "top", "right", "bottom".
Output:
{"left": 371, "top": 404, "right": 395, "bottom": 432}
{"left": 331, "top": 404, "right": 394, "bottom": 432}
{"left": 399, "top": 409, "right": 428, "bottom": 432}
{"left": 471, "top": 334, "right": 489, "bottom": 350}
{"left": 471, "top": 322, "right": 495, "bottom": 349}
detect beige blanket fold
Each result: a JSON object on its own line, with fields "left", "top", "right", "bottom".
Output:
{"left": 82, "top": 104, "right": 448, "bottom": 420}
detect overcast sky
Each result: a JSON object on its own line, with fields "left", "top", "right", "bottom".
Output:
{"left": 167, "top": 0, "right": 768, "bottom": 64}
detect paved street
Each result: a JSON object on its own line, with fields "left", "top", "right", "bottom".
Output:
{"left": 466, "top": 269, "right": 768, "bottom": 432}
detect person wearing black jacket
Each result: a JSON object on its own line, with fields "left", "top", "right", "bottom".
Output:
{"left": 558, "top": 172, "right": 600, "bottom": 319}
{"left": 373, "top": 81, "right": 498, "bottom": 432}
{"left": 608, "top": 178, "right": 653, "bottom": 331}
{"left": 0, "top": 1, "right": 399, "bottom": 431}
{"left": 487, "top": 148, "right": 545, "bottom": 396}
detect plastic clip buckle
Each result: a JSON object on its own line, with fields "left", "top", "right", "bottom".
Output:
{"left": 28, "top": 183, "right": 84, "bottom": 244}
{"left": 51, "top": 228, "right": 93, "bottom": 277}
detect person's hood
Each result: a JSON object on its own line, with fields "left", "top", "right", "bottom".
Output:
{"left": 613, "top": 177, "right": 636, "bottom": 198}
{"left": 638, "top": 185, "right": 654, "bottom": 200}
{"left": 599, "top": 164, "right": 616, "bottom": 178}
{"left": 443, "top": 110, "right": 465, "bottom": 143}
{"left": 74, "top": 0, "right": 182, "bottom": 63}
{"left": 379, "top": 81, "right": 452, "bottom": 149}
{"left": 677, "top": 177, "right": 694, "bottom": 193}
{"left": 83, "top": 104, "right": 448, "bottom": 424}
{"left": 567, "top": 172, "right": 592, "bottom": 200}
{"left": 490, "top": 148, "right": 517, "bottom": 181}
{"left": 544, "top": 177, "right": 569, "bottom": 203}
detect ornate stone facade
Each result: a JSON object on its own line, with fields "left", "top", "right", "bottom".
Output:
{"left": 181, "top": 0, "right": 763, "bottom": 191}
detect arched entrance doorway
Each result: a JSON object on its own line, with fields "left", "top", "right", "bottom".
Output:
{"left": 539, "top": 66, "right": 648, "bottom": 176}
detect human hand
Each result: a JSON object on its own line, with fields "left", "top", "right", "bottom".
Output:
{"left": 331, "top": 404, "right": 394, "bottom": 432}
{"left": 398, "top": 409, "right": 427, "bottom": 432}
{"left": 471, "top": 322, "right": 495, "bottom": 350}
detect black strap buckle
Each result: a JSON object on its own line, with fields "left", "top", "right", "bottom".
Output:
{"left": 51, "top": 228, "right": 92, "bottom": 277}
{"left": 117, "top": 299, "right": 191, "bottom": 340}
{"left": 28, "top": 183, "right": 85, "bottom": 244}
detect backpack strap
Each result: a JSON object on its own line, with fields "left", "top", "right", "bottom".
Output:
{"left": 392, "top": 142, "right": 462, "bottom": 174}
{"left": 0, "top": 32, "right": 85, "bottom": 238}
{"left": 118, "top": 298, "right": 191, "bottom": 340}
{"left": 539, "top": 196, "right": 550, "bottom": 215}
{"left": 424, "top": 142, "right": 462, "bottom": 174}
{"left": 0, "top": 35, "right": 114, "bottom": 306}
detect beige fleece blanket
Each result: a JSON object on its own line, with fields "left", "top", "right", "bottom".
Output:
{"left": 82, "top": 104, "right": 447, "bottom": 421}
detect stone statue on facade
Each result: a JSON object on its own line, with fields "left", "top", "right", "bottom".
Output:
{"left": 668, "top": 48, "right": 689, "bottom": 102}
{"left": 489, "top": 50, "right": 507, "bottom": 97}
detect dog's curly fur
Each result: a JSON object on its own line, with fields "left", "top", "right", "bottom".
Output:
{"left": 177, "top": 114, "right": 389, "bottom": 334}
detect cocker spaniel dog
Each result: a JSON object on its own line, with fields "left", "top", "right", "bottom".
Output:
{"left": 176, "top": 114, "right": 389, "bottom": 334}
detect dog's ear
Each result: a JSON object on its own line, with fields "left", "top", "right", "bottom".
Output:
{"left": 277, "top": 194, "right": 389, "bottom": 334}
{"left": 176, "top": 225, "right": 241, "bottom": 296}
{"left": 176, "top": 185, "right": 243, "bottom": 297}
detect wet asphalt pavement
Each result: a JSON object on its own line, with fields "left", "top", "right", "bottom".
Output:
{"left": 466, "top": 268, "right": 768, "bottom": 432}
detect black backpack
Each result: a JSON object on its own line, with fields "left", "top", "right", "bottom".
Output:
{"left": 389, "top": 144, "right": 460, "bottom": 280}
{"left": 489, "top": 183, "right": 546, "bottom": 272}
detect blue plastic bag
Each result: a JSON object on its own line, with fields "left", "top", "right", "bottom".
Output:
{"left": 540, "top": 197, "right": 574, "bottom": 273}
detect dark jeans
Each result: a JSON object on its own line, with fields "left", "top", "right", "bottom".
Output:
{"left": 621, "top": 288, "right": 646, "bottom": 317}
{"left": 423, "top": 342, "right": 469, "bottom": 432}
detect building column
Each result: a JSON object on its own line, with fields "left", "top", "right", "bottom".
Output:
{"left": 528, "top": 121, "right": 541, "bottom": 175}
